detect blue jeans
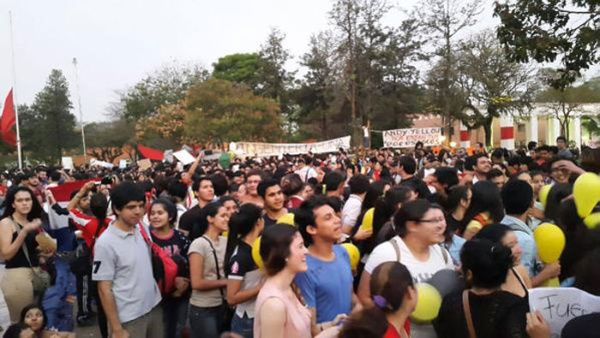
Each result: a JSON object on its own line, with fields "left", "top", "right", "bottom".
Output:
{"left": 162, "top": 297, "right": 189, "bottom": 338}
{"left": 231, "top": 312, "right": 254, "bottom": 338}
{"left": 189, "top": 304, "right": 225, "bottom": 338}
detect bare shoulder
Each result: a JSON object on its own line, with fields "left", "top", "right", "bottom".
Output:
{"left": 0, "top": 217, "right": 14, "bottom": 231}
{"left": 261, "top": 297, "right": 287, "bottom": 314}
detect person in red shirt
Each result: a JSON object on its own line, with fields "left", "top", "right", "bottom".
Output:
{"left": 339, "top": 261, "right": 417, "bottom": 338}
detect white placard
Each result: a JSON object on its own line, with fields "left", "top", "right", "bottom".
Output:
{"left": 119, "top": 160, "right": 128, "bottom": 169}
{"left": 174, "top": 149, "right": 196, "bottom": 166}
{"left": 90, "top": 159, "right": 114, "bottom": 169}
{"left": 383, "top": 127, "right": 442, "bottom": 148}
{"left": 529, "top": 287, "right": 600, "bottom": 337}
{"left": 61, "top": 157, "right": 74, "bottom": 170}
{"left": 236, "top": 136, "right": 351, "bottom": 157}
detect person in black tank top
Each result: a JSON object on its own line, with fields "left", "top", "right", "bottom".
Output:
{"left": 0, "top": 186, "right": 46, "bottom": 323}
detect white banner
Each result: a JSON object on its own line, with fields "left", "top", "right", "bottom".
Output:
{"left": 383, "top": 127, "right": 442, "bottom": 148}
{"left": 529, "top": 287, "right": 600, "bottom": 337}
{"left": 237, "top": 136, "right": 351, "bottom": 157}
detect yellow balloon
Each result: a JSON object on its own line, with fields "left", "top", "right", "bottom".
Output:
{"left": 539, "top": 185, "right": 552, "bottom": 209}
{"left": 252, "top": 237, "right": 264, "bottom": 270}
{"left": 358, "top": 208, "right": 375, "bottom": 233}
{"left": 277, "top": 213, "right": 295, "bottom": 226}
{"left": 534, "top": 223, "right": 565, "bottom": 264}
{"left": 341, "top": 243, "right": 360, "bottom": 271}
{"left": 584, "top": 212, "right": 600, "bottom": 230}
{"left": 411, "top": 283, "right": 442, "bottom": 323}
{"left": 573, "top": 173, "right": 600, "bottom": 218}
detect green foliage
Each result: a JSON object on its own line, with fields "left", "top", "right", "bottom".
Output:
{"left": 495, "top": 0, "right": 600, "bottom": 89}
{"left": 537, "top": 75, "right": 600, "bottom": 103}
{"left": 212, "top": 53, "right": 262, "bottom": 92}
{"left": 455, "top": 30, "right": 539, "bottom": 144}
{"left": 118, "top": 63, "right": 208, "bottom": 120}
{"left": 20, "top": 70, "right": 79, "bottom": 163}
{"left": 184, "top": 79, "right": 283, "bottom": 143}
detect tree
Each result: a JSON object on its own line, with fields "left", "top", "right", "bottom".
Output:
{"left": 418, "top": 0, "right": 483, "bottom": 140}
{"left": 495, "top": 0, "right": 600, "bottom": 89}
{"left": 20, "top": 70, "right": 78, "bottom": 163}
{"left": 295, "top": 31, "right": 341, "bottom": 139}
{"left": 117, "top": 63, "right": 208, "bottom": 120}
{"left": 327, "top": 0, "right": 427, "bottom": 144}
{"left": 184, "top": 79, "right": 282, "bottom": 144}
{"left": 85, "top": 119, "right": 136, "bottom": 162}
{"left": 135, "top": 103, "right": 188, "bottom": 149}
{"left": 212, "top": 53, "right": 263, "bottom": 92}
{"left": 455, "top": 31, "right": 539, "bottom": 145}
{"left": 537, "top": 73, "right": 600, "bottom": 139}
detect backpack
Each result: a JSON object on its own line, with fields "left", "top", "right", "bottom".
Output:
{"left": 390, "top": 237, "right": 449, "bottom": 264}
{"left": 138, "top": 224, "right": 178, "bottom": 295}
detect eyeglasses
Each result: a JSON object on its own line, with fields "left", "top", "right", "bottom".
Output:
{"left": 418, "top": 218, "right": 445, "bottom": 224}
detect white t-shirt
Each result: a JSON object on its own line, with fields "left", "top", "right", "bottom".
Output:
{"left": 364, "top": 236, "right": 453, "bottom": 283}
{"left": 364, "top": 236, "right": 453, "bottom": 338}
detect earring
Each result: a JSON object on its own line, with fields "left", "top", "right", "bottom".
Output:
{"left": 285, "top": 258, "right": 289, "bottom": 262}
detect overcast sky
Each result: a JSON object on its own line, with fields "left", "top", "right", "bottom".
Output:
{"left": 5, "top": 0, "right": 590, "bottom": 124}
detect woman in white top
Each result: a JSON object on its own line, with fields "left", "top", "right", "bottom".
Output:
{"left": 358, "top": 199, "right": 454, "bottom": 338}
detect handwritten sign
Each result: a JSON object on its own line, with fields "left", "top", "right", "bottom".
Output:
{"left": 383, "top": 127, "right": 441, "bottom": 148}
{"left": 237, "top": 136, "right": 351, "bottom": 157}
{"left": 529, "top": 287, "right": 600, "bottom": 337}
{"left": 137, "top": 159, "right": 152, "bottom": 171}
{"left": 173, "top": 149, "right": 196, "bottom": 166}
{"left": 61, "top": 157, "right": 74, "bottom": 170}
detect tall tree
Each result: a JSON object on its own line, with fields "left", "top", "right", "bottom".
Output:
{"left": 212, "top": 53, "right": 263, "bottom": 92}
{"left": 455, "top": 31, "right": 538, "bottom": 145}
{"left": 495, "top": 0, "right": 600, "bottom": 89}
{"left": 20, "top": 70, "right": 78, "bottom": 163}
{"left": 85, "top": 119, "right": 136, "bottom": 162}
{"left": 418, "top": 0, "right": 483, "bottom": 140}
{"left": 117, "top": 63, "right": 208, "bottom": 120}
{"left": 185, "top": 79, "right": 282, "bottom": 144}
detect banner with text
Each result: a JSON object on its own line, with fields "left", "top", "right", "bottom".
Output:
{"left": 529, "top": 287, "right": 600, "bottom": 337}
{"left": 237, "top": 136, "right": 351, "bottom": 157}
{"left": 383, "top": 127, "right": 441, "bottom": 148}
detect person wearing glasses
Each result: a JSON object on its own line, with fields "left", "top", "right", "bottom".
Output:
{"left": 358, "top": 199, "right": 453, "bottom": 338}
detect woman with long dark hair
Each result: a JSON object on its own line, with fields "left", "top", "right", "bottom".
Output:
{"left": 225, "top": 203, "right": 265, "bottom": 338}
{"left": 0, "top": 186, "right": 47, "bottom": 323}
{"left": 188, "top": 201, "right": 230, "bottom": 338}
{"left": 462, "top": 181, "right": 505, "bottom": 240}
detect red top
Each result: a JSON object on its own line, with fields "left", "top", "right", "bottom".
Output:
{"left": 384, "top": 321, "right": 410, "bottom": 338}
{"left": 69, "top": 209, "right": 110, "bottom": 250}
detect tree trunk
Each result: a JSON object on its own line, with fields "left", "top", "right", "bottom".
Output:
{"left": 483, "top": 118, "right": 493, "bottom": 147}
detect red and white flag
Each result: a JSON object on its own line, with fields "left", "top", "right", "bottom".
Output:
{"left": 1, "top": 89, "right": 17, "bottom": 147}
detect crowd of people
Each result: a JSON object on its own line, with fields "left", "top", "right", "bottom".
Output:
{"left": 0, "top": 135, "right": 598, "bottom": 338}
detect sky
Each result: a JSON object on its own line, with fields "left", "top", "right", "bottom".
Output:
{"left": 3, "top": 0, "right": 584, "bottom": 124}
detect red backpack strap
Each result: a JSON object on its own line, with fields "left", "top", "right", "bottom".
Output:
{"left": 137, "top": 223, "right": 152, "bottom": 245}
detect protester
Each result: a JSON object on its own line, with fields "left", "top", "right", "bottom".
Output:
{"left": 295, "top": 196, "right": 354, "bottom": 336}
{"left": 281, "top": 174, "right": 305, "bottom": 210}
{"left": 0, "top": 186, "right": 47, "bottom": 323}
{"left": 435, "top": 238, "right": 550, "bottom": 338}
{"left": 359, "top": 199, "right": 453, "bottom": 338}
{"left": 461, "top": 181, "right": 504, "bottom": 240}
{"left": 341, "top": 175, "right": 369, "bottom": 235}
{"left": 253, "top": 224, "right": 339, "bottom": 338}
{"left": 257, "top": 179, "right": 287, "bottom": 227}
{"left": 149, "top": 198, "right": 191, "bottom": 338}
{"left": 225, "top": 204, "right": 265, "bottom": 338}
{"left": 92, "top": 182, "right": 162, "bottom": 338}
{"left": 188, "top": 201, "right": 229, "bottom": 338}
{"left": 240, "top": 170, "right": 263, "bottom": 207}
{"left": 19, "top": 304, "right": 75, "bottom": 338}
{"left": 339, "top": 262, "right": 416, "bottom": 338}
{"left": 179, "top": 177, "right": 215, "bottom": 236}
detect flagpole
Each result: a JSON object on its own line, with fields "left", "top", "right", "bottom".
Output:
{"left": 72, "top": 57, "right": 87, "bottom": 164}
{"left": 9, "top": 11, "right": 23, "bottom": 170}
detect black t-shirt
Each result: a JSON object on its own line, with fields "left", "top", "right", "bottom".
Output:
{"left": 434, "top": 290, "right": 529, "bottom": 338}
{"left": 179, "top": 205, "right": 202, "bottom": 234}
{"left": 151, "top": 229, "right": 191, "bottom": 278}
{"left": 227, "top": 241, "right": 257, "bottom": 279}
{"left": 263, "top": 214, "right": 278, "bottom": 228}
{"left": 445, "top": 214, "right": 462, "bottom": 234}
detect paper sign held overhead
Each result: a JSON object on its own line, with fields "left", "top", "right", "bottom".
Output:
{"left": 173, "top": 149, "right": 196, "bottom": 166}
{"left": 61, "top": 157, "right": 74, "bottom": 170}
{"left": 383, "top": 127, "right": 442, "bottom": 148}
{"left": 137, "top": 159, "right": 152, "bottom": 171}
